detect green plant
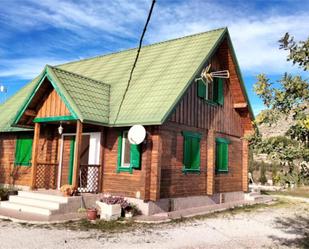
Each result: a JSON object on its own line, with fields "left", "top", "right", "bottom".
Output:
{"left": 259, "top": 162, "right": 267, "bottom": 185}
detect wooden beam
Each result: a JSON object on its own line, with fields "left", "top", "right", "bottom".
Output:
{"left": 149, "top": 126, "right": 162, "bottom": 201}
{"left": 98, "top": 127, "right": 105, "bottom": 193}
{"left": 206, "top": 129, "right": 215, "bottom": 195}
{"left": 25, "top": 109, "right": 37, "bottom": 117}
{"left": 30, "top": 122, "right": 40, "bottom": 189}
{"left": 233, "top": 103, "right": 247, "bottom": 109}
{"left": 72, "top": 121, "right": 83, "bottom": 188}
{"left": 242, "top": 130, "right": 251, "bottom": 192}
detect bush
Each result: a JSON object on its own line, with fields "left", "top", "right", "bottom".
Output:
{"left": 259, "top": 162, "right": 268, "bottom": 185}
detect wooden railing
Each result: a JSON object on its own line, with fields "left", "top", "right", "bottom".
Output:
{"left": 35, "top": 162, "right": 58, "bottom": 189}
{"left": 79, "top": 164, "right": 100, "bottom": 193}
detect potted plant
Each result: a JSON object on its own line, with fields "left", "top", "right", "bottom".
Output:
{"left": 86, "top": 207, "right": 98, "bottom": 221}
{"left": 60, "top": 184, "right": 78, "bottom": 196}
{"left": 96, "top": 196, "right": 124, "bottom": 221}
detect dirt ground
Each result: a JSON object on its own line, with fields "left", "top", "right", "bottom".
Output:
{"left": 0, "top": 200, "right": 308, "bottom": 249}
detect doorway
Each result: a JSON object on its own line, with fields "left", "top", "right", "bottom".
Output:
{"left": 57, "top": 132, "right": 101, "bottom": 192}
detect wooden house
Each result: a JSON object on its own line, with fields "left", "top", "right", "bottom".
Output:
{"left": 0, "top": 28, "right": 254, "bottom": 214}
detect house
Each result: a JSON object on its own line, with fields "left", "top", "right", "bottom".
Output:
{"left": 0, "top": 28, "right": 254, "bottom": 215}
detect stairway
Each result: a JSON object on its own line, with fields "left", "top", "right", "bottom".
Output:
{"left": 0, "top": 191, "right": 81, "bottom": 216}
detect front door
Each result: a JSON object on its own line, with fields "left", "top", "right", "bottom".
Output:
{"left": 58, "top": 132, "right": 101, "bottom": 191}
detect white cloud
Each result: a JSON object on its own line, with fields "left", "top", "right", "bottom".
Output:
{"left": 0, "top": 0, "right": 308, "bottom": 80}
{"left": 0, "top": 58, "right": 69, "bottom": 79}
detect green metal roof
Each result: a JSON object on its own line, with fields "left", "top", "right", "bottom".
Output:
{"left": 0, "top": 27, "right": 253, "bottom": 132}
{"left": 14, "top": 65, "right": 110, "bottom": 126}
{"left": 0, "top": 79, "right": 37, "bottom": 132}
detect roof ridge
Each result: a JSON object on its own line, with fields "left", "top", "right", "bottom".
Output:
{"left": 50, "top": 65, "right": 110, "bottom": 87}
{"left": 57, "top": 27, "right": 227, "bottom": 68}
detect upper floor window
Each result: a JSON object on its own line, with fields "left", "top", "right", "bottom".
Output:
{"left": 197, "top": 78, "right": 224, "bottom": 105}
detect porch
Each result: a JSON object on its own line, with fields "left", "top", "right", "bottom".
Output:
{"left": 31, "top": 120, "right": 104, "bottom": 194}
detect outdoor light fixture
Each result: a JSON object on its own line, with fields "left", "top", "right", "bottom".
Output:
{"left": 58, "top": 122, "right": 63, "bottom": 135}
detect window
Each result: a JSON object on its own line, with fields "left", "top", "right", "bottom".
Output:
{"left": 182, "top": 131, "right": 202, "bottom": 173}
{"left": 15, "top": 135, "right": 33, "bottom": 166}
{"left": 197, "top": 78, "right": 224, "bottom": 105}
{"left": 215, "top": 138, "right": 230, "bottom": 173}
{"left": 117, "top": 131, "right": 141, "bottom": 173}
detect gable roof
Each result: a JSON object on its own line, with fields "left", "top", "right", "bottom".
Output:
{"left": 0, "top": 27, "right": 253, "bottom": 132}
{"left": 14, "top": 65, "right": 110, "bottom": 127}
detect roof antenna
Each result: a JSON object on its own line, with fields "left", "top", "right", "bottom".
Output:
{"left": 113, "top": 0, "right": 156, "bottom": 125}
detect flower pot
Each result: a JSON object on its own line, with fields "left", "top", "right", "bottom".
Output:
{"left": 87, "top": 208, "right": 97, "bottom": 221}
{"left": 96, "top": 201, "right": 121, "bottom": 221}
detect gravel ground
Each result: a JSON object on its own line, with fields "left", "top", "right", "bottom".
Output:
{"left": 0, "top": 200, "right": 308, "bottom": 249}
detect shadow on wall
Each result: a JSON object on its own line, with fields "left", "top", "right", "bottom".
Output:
{"left": 269, "top": 214, "right": 309, "bottom": 248}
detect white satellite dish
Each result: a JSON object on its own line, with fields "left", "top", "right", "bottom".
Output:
{"left": 128, "top": 125, "right": 146, "bottom": 145}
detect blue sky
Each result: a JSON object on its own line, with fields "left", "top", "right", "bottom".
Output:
{"left": 0, "top": 0, "right": 308, "bottom": 114}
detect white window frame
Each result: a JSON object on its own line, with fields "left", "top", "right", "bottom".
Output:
{"left": 121, "top": 131, "right": 130, "bottom": 168}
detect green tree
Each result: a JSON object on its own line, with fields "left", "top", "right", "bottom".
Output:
{"left": 249, "top": 33, "right": 309, "bottom": 186}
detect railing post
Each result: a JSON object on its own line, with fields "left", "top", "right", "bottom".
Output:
{"left": 30, "top": 122, "right": 40, "bottom": 189}
{"left": 72, "top": 121, "right": 83, "bottom": 188}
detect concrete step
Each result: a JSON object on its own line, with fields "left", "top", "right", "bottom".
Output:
{"left": 18, "top": 191, "right": 68, "bottom": 203}
{"left": 244, "top": 193, "right": 265, "bottom": 201}
{"left": 9, "top": 196, "right": 61, "bottom": 210}
{"left": 0, "top": 201, "right": 54, "bottom": 216}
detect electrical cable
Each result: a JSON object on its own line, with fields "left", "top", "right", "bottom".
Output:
{"left": 113, "top": 0, "right": 156, "bottom": 125}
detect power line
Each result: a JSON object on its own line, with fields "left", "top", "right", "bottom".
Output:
{"left": 113, "top": 0, "right": 156, "bottom": 125}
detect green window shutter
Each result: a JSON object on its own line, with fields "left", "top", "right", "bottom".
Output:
{"left": 197, "top": 79, "right": 206, "bottom": 99}
{"left": 130, "top": 144, "right": 141, "bottom": 169}
{"left": 222, "top": 143, "right": 228, "bottom": 171}
{"left": 215, "top": 138, "right": 229, "bottom": 172}
{"left": 213, "top": 78, "right": 219, "bottom": 103}
{"left": 183, "top": 136, "right": 192, "bottom": 168}
{"left": 215, "top": 142, "right": 222, "bottom": 171}
{"left": 217, "top": 78, "right": 224, "bottom": 105}
{"left": 15, "top": 136, "right": 33, "bottom": 166}
{"left": 182, "top": 131, "right": 202, "bottom": 172}
{"left": 190, "top": 137, "right": 200, "bottom": 169}
{"left": 117, "top": 132, "right": 123, "bottom": 170}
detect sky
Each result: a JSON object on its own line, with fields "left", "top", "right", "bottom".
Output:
{"left": 0, "top": 0, "right": 308, "bottom": 115}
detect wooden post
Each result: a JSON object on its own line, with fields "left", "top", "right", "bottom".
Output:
{"left": 149, "top": 127, "right": 162, "bottom": 201}
{"left": 206, "top": 129, "right": 215, "bottom": 195}
{"left": 242, "top": 130, "right": 251, "bottom": 192}
{"left": 98, "top": 128, "right": 105, "bottom": 193}
{"left": 30, "top": 122, "right": 41, "bottom": 189}
{"left": 72, "top": 121, "right": 83, "bottom": 188}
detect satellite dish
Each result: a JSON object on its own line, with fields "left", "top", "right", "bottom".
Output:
{"left": 128, "top": 125, "right": 146, "bottom": 145}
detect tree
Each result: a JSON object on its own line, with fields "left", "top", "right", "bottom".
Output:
{"left": 249, "top": 33, "right": 309, "bottom": 185}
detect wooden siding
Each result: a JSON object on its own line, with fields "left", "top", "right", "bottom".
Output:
{"left": 214, "top": 132, "right": 243, "bottom": 192}
{"left": 159, "top": 123, "right": 244, "bottom": 198}
{"left": 37, "top": 88, "right": 70, "bottom": 118}
{"left": 159, "top": 122, "right": 208, "bottom": 198}
{"left": 0, "top": 129, "right": 59, "bottom": 187}
{"left": 169, "top": 39, "right": 244, "bottom": 137}
{"left": 101, "top": 127, "right": 160, "bottom": 201}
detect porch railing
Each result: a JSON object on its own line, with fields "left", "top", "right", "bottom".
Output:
{"left": 35, "top": 162, "right": 58, "bottom": 189}
{"left": 78, "top": 164, "right": 100, "bottom": 193}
